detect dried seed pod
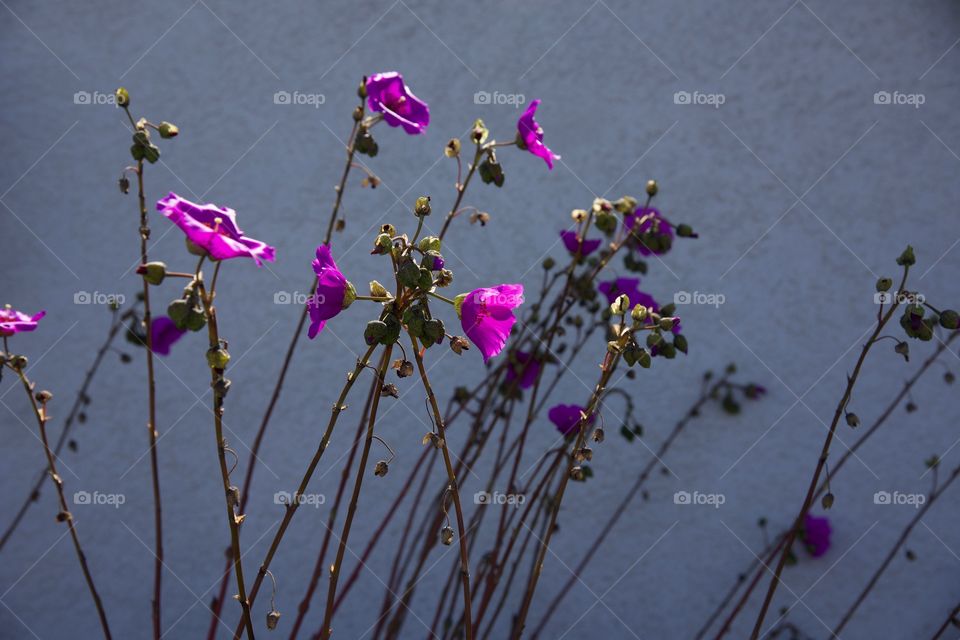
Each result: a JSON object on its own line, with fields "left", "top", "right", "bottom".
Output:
{"left": 374, "top": 460, "right": 389, "bottom": 477}
{"left": 440, "top": 525, "right": 454, "bottom": 546}
{"left": 266, "top": 609, "right": 281, "bottom": 630}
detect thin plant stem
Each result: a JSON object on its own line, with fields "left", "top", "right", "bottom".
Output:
{"left": 208, "top": 94, "right": 366, "bottom": 636}
{"left": 133, "top": 153, "right": 165, "bottom": 640}
{"left": 320, "top": 344, "right": 393, "bottom": 640}
{"left": 0, "top": 305, "right": 136, "bottom": 551}
{"left": 197, "top": 276, "right": 256, "bottom": 640}
{"left": 438, "top": 142, "right": 484, "bottom": 241}
{"left": 230, "top": 343, "right": 378, "bottom": 639}
{"left": 749, "top": 265, "right": 910, "bottom": 638}
{"left": 408, "top": 334, "right": 475, "bottom": 640}
{"left": 7, "top": 362, "right": 112, "bottom": 639}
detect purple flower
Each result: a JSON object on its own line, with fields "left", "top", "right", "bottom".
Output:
{"left": 427, "top": 254, "right": 445, "bottom": 271}
{"left": 156, "top": 193, "right": 275, "bottom": 266}
{"left": 517, "top": 99, "right": 560, "bottom": 169}
{"left": 457, "top": 284, "right": 524, "bottom": 363}
{"left": 308, "top": 245, "right": 353, "bottom": 339}
{"left": 801, "top": 514, "right": 831, "bottom": 557}
{"left": 506, "top": 351, "right": 541, "bottom": 390}
{"left": 366, "top": 72, "right": 430, "bottom": 135}
{"left": 560, "top": 230, "right": 602, "bottom": 257}
{"left": 0, "top": 306, "right": 45, "bottom": 337}
{"left": 150, "top": 316, "right": 186, "bottom": 356}
{"left": 624, "top": 206, "right": 673, "bottom": 256}
{"left": 548, "top": 404, "right": 593, "bottom": 437}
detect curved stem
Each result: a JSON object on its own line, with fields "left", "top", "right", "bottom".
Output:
{"left": 320, "top": 344, "right": 393, "bottom": 640}
{"left": 197, "top": 278, "right": 255, "bottom": 640}
{"left": 438, "top": 142, "right": 483, "bottom": 241}
{"left": 8, "top": 362, "right": 112, "bottom": 639}
{"left": 408, "top": 334, "right": 475, "bottom": 640}
{"left": 749, "top": 265, "right": 910, "bottom": 638}
{"left": 231, "top": 343, "right": 378, "bottom": 639}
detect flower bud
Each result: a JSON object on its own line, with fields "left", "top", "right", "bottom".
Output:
{"left": 659, "top": 316, "right": 675, "bottom": 331}
{"left": 610, "top": 294, "right": 630, "bottom": 316}
{"left": 449, "top": 335, "right": 470, "bottom": 355}
{"left": 896, "top": 245, "right": 916, "bottom": 266}
{"left": 676, "top": 223, "right": 697, "bottom": 238}
{"left": 207, "top": 347, "right": 230, "bottom": 370}
{"left": 115, "top": 87, "right": 130, "bottom": 108}
{"left": 571, "top": 209, "right": 587, "bottom": 223}
{"left": 895, "top": 340, "right": 909, "bottom": 361}
{"left": 418, "top": 235, "right": 441, "bottom": 253}
{"left": 631, "top": 304, "right": 648, "bottom": 323}
{"left": 381, "top": 383, "right": 399, "bottom": 398}
{"left": 845, "top": 412, "right": 859, "bottom": 428}
{"left": 440, "top": 525, "right": 454, "bottom": 546}
{"left": 374, "top": 460, "right": 389, "bottom": 477}
{"left": 414, "top": 196, "right": 431, "bottom": 217}
{"left": 471, "top": 119, "right": 489, "bottom": 144}
{"left": 353, "top": 105, "right": 364, "bottom": 121}
{"left": 821, "top": 492, "right": 834, "bottom": 509}
{"left": 645, "top": 179, "right": 658, "bottom": 196}
{"left": 373, "top": 233, "right": 392, "bottom": 254}
{"left": 118, "top": 175, "right": 130, "bottom": 194}
{"left": 143, "top": 261, "right": 167, "bottom": 286}
{"left": 939, "top": 309, "right": 959, "bottom": 330}
{"left": 266, "top": 609, "right": 281, "bottom": 630}
{"left": 341, "top": 281, "right": 357, "bottom": 309}
{"left": 370, "top": 280, "right": 389, "bottom": 298}
{"left": 542, "top": 257, "right": 555, "bottom": 270}
{"left": 396, "top": 360, "right": 414, "bottom": 378}
{"left": 592, "top": 428, "right": 605, "bottom": 443}
{"left": 158, "top": 121, "right": 179, "bottom": 138}
{"left": 435, "top": 269, "right": 453, "bottom": 288}
{"left": 876, "top": 277, "right": 893, "bottom": 292}
{"left": 35, "top": 390, "right": 53, "bottom": 403}
{"left": 445, "top": 138, "right": 461, "bottom": 157}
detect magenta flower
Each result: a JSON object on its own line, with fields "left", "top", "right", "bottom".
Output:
{"left": 517, "top": 99, "right": 559, "bottom": 169}
{"left": 801, "top": 514, "right": 831, "bottom": 557}
{"left": 506, "top": 351, "right": 541, "bottom": 390}
{"left": 624, "top": 206, "right": 673, "bottom": 256}
{"left": 308, "top": 245, "right": 354, "bottom": 339}
{"left": 548, "top": 404, "right": 593, "bottom": 437}
{"left": 150, "top": 316, "right": 186, "bottom": 356}
{"left": 0, "top": 306, "right": 45, "bottom": 337}
{"left": 366, "top": 72, "right": 430, "bottom": 135}
{"left": 560, "top": 230, "right": 602, "bottom": 257}
{"left": 456, "top": 284, "right": 524, "bottom": 363}
{"left": 156, "top": 193, "right": 275, "bottom": 266}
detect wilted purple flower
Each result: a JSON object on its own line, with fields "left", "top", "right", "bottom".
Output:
{"left": 0, "top": 306, "right": 45, "bottom": 337}
{"left": 308, "top": 245, "right": 354, "bottom": 339}
{"left": 548, "top": 404, "right": 593, "bottom": 437}
{"left": 456, "top": 284, "right": 524, "bottom": 363}
{"left": 427, "top": 254, "right": 445, "bottom": 271}
{"left": 366, "top": 72, "right": 430, "bottom": 135}
{"left": 801, "top": 514, "right": 831, "bottom": 557}
{"left": 506, "top": 351, "right": 540, "bottom": 390}
{"left": 156, "top": 193, "right": 275, "bottom": 266}
{"left": 624, "top": 206, "right": 673, "bottom": 256}
{"left": 150, "top": 316, "right": 186, "bottom": 356}
{"left": 560, "top": 230, "right": 601, "bottom": 257}
{"left": 517, "top": 99, "right": 559, "bottom": 169}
